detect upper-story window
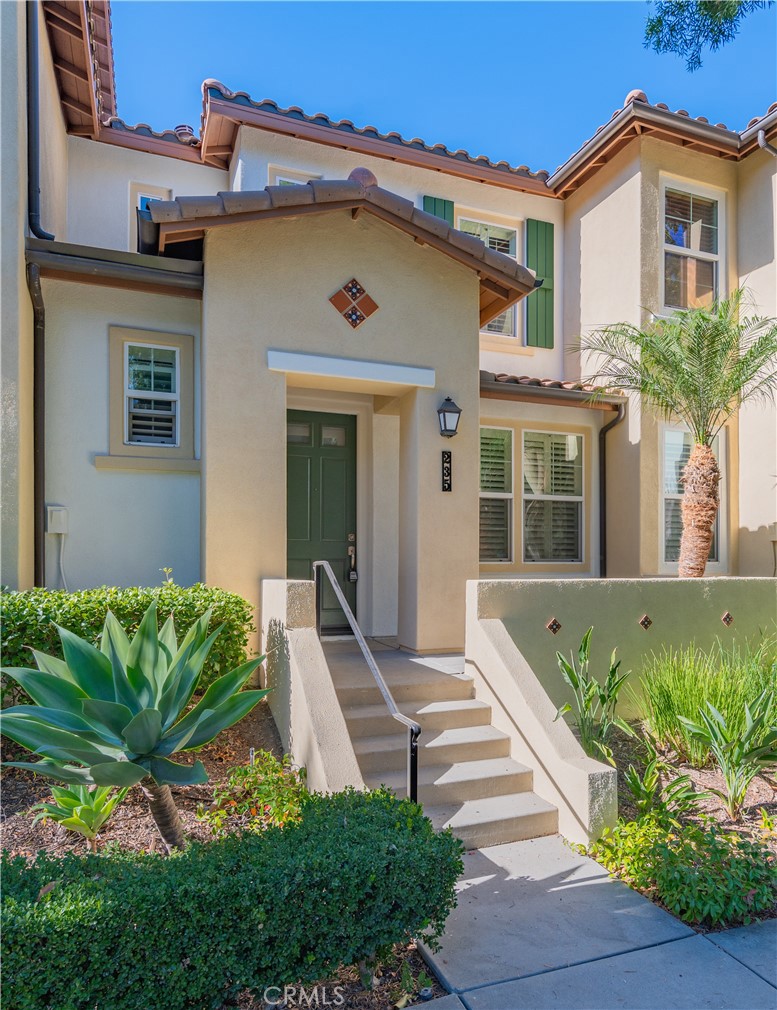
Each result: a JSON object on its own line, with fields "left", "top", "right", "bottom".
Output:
{"left": 125, "top": 343, "right": 179, "bottom": 446}
{"left": 459, "top": 218, "right": 518, "bottom": 337}
{"left": 269, "top": 166, "right": 321, "bottom": 187}
{"left": 663, "top": 184, "right": 720, "bottom": 311}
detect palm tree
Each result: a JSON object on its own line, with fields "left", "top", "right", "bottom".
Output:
{"left": 581, "top": 289, "right": 777, "bottom": 577}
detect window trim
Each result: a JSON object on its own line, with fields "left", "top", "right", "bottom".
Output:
{"left": 521, "top": 429, "right": 584, "bottom": 565}
{"left": 268, "top": 165, "right": 321, "bottom": 187}
{"left": 659, "top": 175, "right": 726, "bottom": 316}
{"left": 107, "top": 327, "right": 195, "bottom": 463}
{"left": 479, "top": 425, "right": 514, "bottom": 564}
{"left": 658, "top": 423, "right": 728, "bottom": 575}
{"left": 458, "top": 212, "right": 521, "bottom": 342}
{"left": 129, "top": 182, "right": 171, "bottom": 253}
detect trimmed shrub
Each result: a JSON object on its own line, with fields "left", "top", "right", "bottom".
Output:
{"left": 1, "top": 584, "right": 255, "bottom": 703}
{"left": 589, "top": 814, "right": 777, "bottom": 927}
{"left": 1, "top": 788, "right": 463, "bottom": 1010}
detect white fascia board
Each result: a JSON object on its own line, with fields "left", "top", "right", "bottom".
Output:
{"left": 267, "top": 350, "right": 435, "bottom": 388}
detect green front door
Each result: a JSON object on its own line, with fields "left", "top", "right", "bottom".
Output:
{"left": 287, "top": 410, "right": 357, "bottom": 632}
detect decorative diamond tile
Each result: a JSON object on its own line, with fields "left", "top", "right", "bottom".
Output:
{"left": 344, "top": 278, "right": 365, "bottom": 300}
{"left": 639, "top": 614, "right": 653, "bottom": 630}
{"left": 329, "top": 278, "right": 379, "bottom": 329}
{"left": 344, "top": 305, "right": 366, "bottom": 328}
{"left": 546, "top": 617, "right": 562, "bottom": 635}
{"left": 721, "top": 611, "right": 734, "bottom": 626}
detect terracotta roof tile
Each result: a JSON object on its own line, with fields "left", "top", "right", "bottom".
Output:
{"left": 148, "top": 171, "right": 539, "bottom": 299}
{"left": 482, "top": 371, "right": 604, "bottom": 393}
{"left": 201, "top": 80, "right": 550, "bottom": 182}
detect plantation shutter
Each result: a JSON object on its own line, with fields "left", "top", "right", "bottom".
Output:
{"left": 525, "top": 219, "right": 554, "bottom": 348}
{"left": 479, "top": 428, "right": 512, "bottom": 562}
{"left": 662, "top": 430, "right": 718, "bottom": 562}
{"left": 423, "top": 195, "right": 454, "bottom": 226}
{"left": 522, "top": 432, "right": 582, "bottom": 562}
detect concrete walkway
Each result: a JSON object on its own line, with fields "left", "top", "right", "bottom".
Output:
{"left": 421, "top": 836, "right": 777, "bottom": 1010}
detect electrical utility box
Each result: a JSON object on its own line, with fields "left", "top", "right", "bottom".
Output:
{"left": 46, "top": 506, "right": 69, "bottom": 534}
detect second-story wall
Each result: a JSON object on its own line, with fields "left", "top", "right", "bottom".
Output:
{"left": 231, "top": 124, "right": 566, "bottom": 380}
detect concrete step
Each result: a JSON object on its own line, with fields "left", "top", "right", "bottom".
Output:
{"left": 353, "top": 724, "right": 511, "bottom": 773}
{"left": 364, "top": 756, "right": 534, "bottom": 803}
{"left": 425, "top": 792, "right": 559, "bottom": 850}
{"left": 344, "top": 698, "right": 492, "bottom": 738}
{"left": 332, "top": 665, "right": 474, "bottom": 706}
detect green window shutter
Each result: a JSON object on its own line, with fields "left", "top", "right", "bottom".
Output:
{"left": 525, "top": 219, "right": 554, "bottom": 348}
{"left": 423, "top": 195, "right": 454, "bottom": 226}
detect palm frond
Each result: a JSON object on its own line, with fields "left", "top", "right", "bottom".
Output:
{"left": 580, "top": 288, "right": 777, "bottom": 445}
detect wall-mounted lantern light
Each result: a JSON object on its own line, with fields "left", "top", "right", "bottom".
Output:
{"left": 437, "top": 397, "right": 462, "bottom": 438}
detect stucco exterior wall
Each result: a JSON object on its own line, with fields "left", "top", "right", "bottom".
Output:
{"left": 233, "top": 126, "right": 566, "bottom": 380}
{"left": 42, "top": 280, "right": 201, "bottom": 589}
{"left": 563, "top": 145, "right": 643, "bottom": 576}
{"left": 1, "top": 0, "right": 34, "bottom": 588}
{"left": 738, "top": 151, "right": 777, "bottom": 575}
{"left": 475, "top": 577, "right": 777, "bottom": 717}
{"left": 200, "top": 209, "right": 481, "bottom": 652}
{"left": 66, "top": 137, "right": 228, "bottom": 251}
{"left": 37, "top": 2, "right": 68, "bottom": 239}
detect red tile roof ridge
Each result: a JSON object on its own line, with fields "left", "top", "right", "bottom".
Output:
{"left": 486, "top": 371, "right": 607, "bottom": 393}
{"left": 200, "top": 79, "right": 551, "bottom": 181}
{"left": 105, "top": 117, "right": 201, "bottom": 146}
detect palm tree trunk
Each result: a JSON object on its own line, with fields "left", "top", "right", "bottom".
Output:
{"left": 678, "top": 443, "right": 720, "bottom": 578}
{"left": 140, "top": 779, "right": 186, "bottom": 851}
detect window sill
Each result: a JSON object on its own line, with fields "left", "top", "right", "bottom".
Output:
{"left": 480, "top": 334, "right": 536, "bottom": 355}
{"left": 94, "top": 454, "right": 200, "bottom": 473}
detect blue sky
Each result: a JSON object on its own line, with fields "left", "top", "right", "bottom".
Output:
{"left": 111, "top": 1, "right": 776, "bottom": 174}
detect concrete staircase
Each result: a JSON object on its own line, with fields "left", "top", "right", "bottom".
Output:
{"left": 324, "top": 641, "right": 558, "bottom": 849}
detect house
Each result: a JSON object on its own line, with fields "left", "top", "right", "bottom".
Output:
{"left": 2, "top": 2, "right": 776, "bottom": 844}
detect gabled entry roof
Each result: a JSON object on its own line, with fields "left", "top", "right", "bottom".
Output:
{"left": 147, "top": 168, "right": 541, "bottom": 327}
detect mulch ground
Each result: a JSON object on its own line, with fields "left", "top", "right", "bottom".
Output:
{"left": 0, "top": 701, "right": 445, "bottom": 1009}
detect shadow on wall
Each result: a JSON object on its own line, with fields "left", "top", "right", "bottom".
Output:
{"left": 738, "top": 523, "right": 777, "bottom": 577}
{"left": 264, "top": 618, "right": 291, "bottom": 753}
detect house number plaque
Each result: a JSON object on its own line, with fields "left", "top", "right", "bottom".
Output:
{"left": 441, "top": 451, "right": 452, "bottom": 492}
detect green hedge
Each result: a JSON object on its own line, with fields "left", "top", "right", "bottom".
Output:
{"left": 1, "top": 584, "right": 256, "bottom": 704}
{"left": 1, "top": 789, "right": 463, "bottom": 1010}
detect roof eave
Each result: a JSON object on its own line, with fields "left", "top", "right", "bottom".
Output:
{"left": 480, "top": 373, "right": 622, "bottom": 411}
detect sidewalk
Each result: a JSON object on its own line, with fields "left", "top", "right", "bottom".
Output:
{"left": 420, "top": 835, "right": 777, "bottom": 1010}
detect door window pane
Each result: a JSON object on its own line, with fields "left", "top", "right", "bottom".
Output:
{"left": 287, "top": 422, "right": 312, "bottom": 445}
{"left": 321, "top": 426, "right": 346, "bottom": 447}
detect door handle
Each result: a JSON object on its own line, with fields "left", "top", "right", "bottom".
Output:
{"left": 347, "top": 545, "right": 358, "bottom": 582}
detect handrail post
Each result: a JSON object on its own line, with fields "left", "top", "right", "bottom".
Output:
{"left": 408, "top": 725, "right": 419, "bottom": 804}
{"left": 314, "top": 564, "right": 322, "bottom": 639}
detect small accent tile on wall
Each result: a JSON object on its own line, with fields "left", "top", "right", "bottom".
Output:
{"left": 721, "top": 611, "right": 734, "bottom": 626}
{"left": 639, "top": 614, "right": 653, "bottom": 630}
{"left": 546, "top": 618, "right": 562, "bottom": 635}
{"left": 329, "top": 278, "right": 378, "bottom": 329}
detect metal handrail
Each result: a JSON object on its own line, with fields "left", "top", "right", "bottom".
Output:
{"left": 312, "top": 560, "right": 421, "bottom": 803}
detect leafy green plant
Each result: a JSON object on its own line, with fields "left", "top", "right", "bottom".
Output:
{"left": 639, "top": 638, "right": 776, "bottom": 766}
{"left": 623, "top": 736, "right": 706, "bottom": 823}
{"left": 198, "top": 751, "right": 307, "bottom": 835}
{"left": 1, "top": 788, "right": 464, "bottom": 1010}
{"left": 1, "top": 583, "right": 256, "bottom": 705}
{"left": 0, "top": 602, "right": 267, "bottom": 849}
{"left": 589, "top": 814, "right": 777, "bottom": 927}
{"left": 31, "top": 784, "right": 128, "bottom": 852}
{"left": 393, "top": 960, "right": 436, "bottom": 1008}
{"left": 679, "top": 690, "right": 777, "bottom": 820}
{"left": 555, "top": 627, "right": 634, "bottom": 764}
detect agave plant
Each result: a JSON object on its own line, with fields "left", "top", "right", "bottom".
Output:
{"left": 0, "top": 602, "right": 266, "bottom": 849}
{"left": 32, "top": 784, "right": 129, "bottom": 853}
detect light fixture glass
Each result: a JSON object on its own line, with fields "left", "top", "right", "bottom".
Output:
{"left": 437, "top": 397, "right": 462, "bottom": 437}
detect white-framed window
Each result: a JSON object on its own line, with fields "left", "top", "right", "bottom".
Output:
{"left": 479, "top": 427, "right": 513, "bottom": 562}
{"left": 661, "top": 178, "right": 723, "bottom": 312}
{"left": 522, "top": 431, "right": 583, "bottom": 563}
{"left": 124, "top": 342, "right": 180, "bottom": 446}
{"left": 459, "top": 217, "right": 518, "bottom": 337}
{"left": 129, "top": 182, "right": 171, "bottom": 252}
{"left": 269, "top": 166, "right": 321, "bottom": 187}
{"left": 660, "top": 425, "right": 727, "bottom": 571}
